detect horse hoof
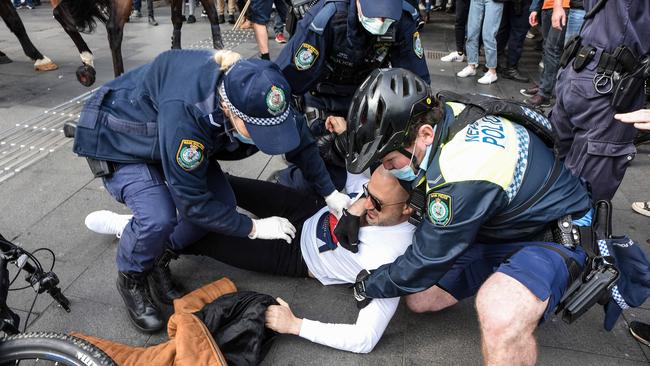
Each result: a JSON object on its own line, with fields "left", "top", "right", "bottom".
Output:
{"left": 34, "top": 59, "right": 58, "bottom": 71}
{"left": 76, "top": 64, "right": 96, "bottom": 87}
{"left": 0, "top": 55, "right": 12, "bottom": 64}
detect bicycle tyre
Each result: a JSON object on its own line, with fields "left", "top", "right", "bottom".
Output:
{"left": 0, "top": 332, "right": 116, "bottom": 366}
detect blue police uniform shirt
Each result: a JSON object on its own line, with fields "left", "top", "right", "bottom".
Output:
{"left": 275, "top": 0, "right": 430, "bottom": 115}
{"left": 363, "top": 103, "right": 593, "bottom": 299}
{"left": 73, "top": 49, "right": 336, "bottom": 238}
{"left": 581, "top": 0, "right": 650, "bottom": 58}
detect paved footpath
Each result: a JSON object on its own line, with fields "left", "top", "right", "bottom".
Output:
{"left": 1, "top": 6, "right": 650, "bottom": 365}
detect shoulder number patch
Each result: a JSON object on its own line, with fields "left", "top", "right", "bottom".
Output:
{"left": 428, "top": 192, "right": 452, "bottom": 226}
{"left": 294, "top": 43, "right": 319, "bottom": 70}
{"left": 413, "top": 32, "right": 424, "bottom": 59}
{"left": 176, "top": 139, "right": 205, "bottom": 171}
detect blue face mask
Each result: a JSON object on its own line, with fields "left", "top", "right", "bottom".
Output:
{"left": 388, "top": 144, "right": 433, "bottom": 181}
{"left": 233, "top": 131, "right": 254, "bottom": 145}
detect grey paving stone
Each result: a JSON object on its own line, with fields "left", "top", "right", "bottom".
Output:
{"left": 537, "top": 345, "right": 649, "bottom": 366}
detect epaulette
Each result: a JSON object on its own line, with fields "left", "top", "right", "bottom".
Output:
{"left": 402, "top": 0, "right": 419, "bottom": 20}
{"left": 309, "top": 0, "right": 344, "bottom": 34}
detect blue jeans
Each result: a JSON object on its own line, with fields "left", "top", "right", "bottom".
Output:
{"left": 466, "top": 0, "right": 504, "bottom": 68}
{"left": 103, "top": 163, "right": 209, "bottom": 273}
{"left": 13, "top": 0, "right": 33, "bottom": 7}
{"left": 564, "top": 8, "right": 585, "bottom": 45}
{"left": 539, "top": 9, "right": 566, "bottom": 98}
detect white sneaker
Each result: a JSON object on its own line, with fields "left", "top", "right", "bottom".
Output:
{"left": 457, "top": 65, "right": 477, "bottom": 78}
{"left": 85, "top": 210, "right": 132, "bottom": 238}
{"left": 539, "top": 60, "right": 544, "bottom": 69}
{"left": 441, "top": 51, "right": 465, "bottom": 62}
{"left": 478, "top": 72, "right": 498, "bottom": 84}
{"left": 526, "top": 31, "right": 535, "bottom": 39}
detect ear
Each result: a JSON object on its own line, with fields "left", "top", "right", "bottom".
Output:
{"left": 418, "top": 124, "right": 435, "bottom": 145}
{"left": 402, "top": 204, "right": 414, "bottom": 217}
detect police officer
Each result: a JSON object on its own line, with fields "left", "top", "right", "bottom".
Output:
{"left": 73, "top": 49, "right": 351, "bottom": 333}
{"left": 550, "top": 0, "right": 650, "bottom": 202}
{"left": 272, "top": 0, "right": 431, "bottom": 193}
{"left": 340, "top": 68, "right": 593, "bottom": 364}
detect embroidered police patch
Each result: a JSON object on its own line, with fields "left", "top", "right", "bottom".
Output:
{"left": 176, "top": 139, "right": 205, "bottom": 171}
{"left": 266, "top": 85, "right": 286, "bottom": 115}
{"left": 413, "top": 32, "right": 424, "bottom": 59}
{"left": 294, "top": 43, "right": 319, "bottom": 70}
{"left": 428, "top": 192, "right": 452, "bottom": 226}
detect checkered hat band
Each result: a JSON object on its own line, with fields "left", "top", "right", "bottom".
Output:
{"left": 219, "top": 83, "right": 290, "bottom": 126}
{"left": 597, "top": 239, "right": 630, "bottom": 310}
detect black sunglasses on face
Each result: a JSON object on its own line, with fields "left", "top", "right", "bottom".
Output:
{"left": 363, "top": 183, "right": 407, "bottom": 212}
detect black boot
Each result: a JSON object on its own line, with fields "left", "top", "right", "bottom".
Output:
{"left": 187, "top": 14, "right": 197, "bottom": 23}
{"left": 148, "top": 249, "right": 183, "bottom": 305}
{"left": 117, "top": 272, "right": 164, "bottom": 333}
{"left": 501, "top": 66, "right": 530, "bottom": 83}
{"left": 228, "top": 14, "right": 235, "bottom": 24}
{"left": 218, "top": 14, "right": 225, "bottom": 24}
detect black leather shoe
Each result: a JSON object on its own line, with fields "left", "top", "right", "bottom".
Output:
{"left": 501, "top": 66, "right": 530, "bottom": 83}
{"left": 228, "top": 14, "right": 235, "bottom": 24}
{"left": 187, "top": 14, "right": 196, "bottom": 23}
{"left": 148, "top": 249, "right": 183, "bottom": 305}
{"left": 630, "top": 321, "right": 650, "bottom": 347}
{"left": 117, "top": 272, "right": 164, "bottom": 333}
{"left": 218, "top": 14, "right": 225, "bottom": 24}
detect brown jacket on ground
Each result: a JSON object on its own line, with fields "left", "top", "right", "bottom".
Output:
{"left": 71, "top": 277, "right": 237, "bottom": 366}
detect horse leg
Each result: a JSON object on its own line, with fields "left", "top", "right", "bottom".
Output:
{"left": 200, "top": 0, "right": 224, "bottom": 49}
{"left": 0, "top": 0, "right": 57, "bottom": 70}
{"left": 170, "top": 0, "right": 183, "bottom": 49}
{"left": 106, "top": 0, "right": 131, "bottom": 77}
{"left": 0, "top": 49, "right": 11, "bottom": 64}
{"left": 52, "top": 2, "right": 97, "bottom": 86}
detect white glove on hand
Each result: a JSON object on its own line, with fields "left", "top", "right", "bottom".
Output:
{"left": 249, "top": 217, "right": 297, "bottom": 244}
{"left": 325, "top": 190, "right": 352, "bottom": 218}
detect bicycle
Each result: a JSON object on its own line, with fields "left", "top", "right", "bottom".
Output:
{"left": 0, "top": 233, "right": 116, "bottom": 366}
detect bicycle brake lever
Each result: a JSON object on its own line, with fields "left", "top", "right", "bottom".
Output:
{"left": 48, "top": 286, "right": 71, "bottom": 313}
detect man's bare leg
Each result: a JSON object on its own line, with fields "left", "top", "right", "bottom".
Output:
{"left": 405, "top": 285, "right": 458, "bottom": 313}
{"left": 253, "top": 23, "right": 270, "bottom": 59}
{"left": 476, "top": 272, "right": 547, "bottom": 366}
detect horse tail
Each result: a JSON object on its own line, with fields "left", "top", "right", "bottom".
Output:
{"left": 58, "top": 0, "right": 111, "bottom": 33}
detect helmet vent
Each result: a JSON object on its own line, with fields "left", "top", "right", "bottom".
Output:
{"left": 402, "top": 76, "right": 410, "bottom": 97}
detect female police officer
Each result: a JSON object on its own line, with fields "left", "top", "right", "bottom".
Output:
{"left": 73, "top": 49, "right": 350, "bottom": 333}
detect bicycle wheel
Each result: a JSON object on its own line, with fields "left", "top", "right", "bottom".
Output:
{"left": 0, "top": 332, "right": 116, "bottom": 366}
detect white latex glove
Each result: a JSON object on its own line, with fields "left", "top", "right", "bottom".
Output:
{"left": 325, "top": 190, "right": 352, "bottom": 218}
{"left": 249, "top": 217, "right": 296, "bottom": 243}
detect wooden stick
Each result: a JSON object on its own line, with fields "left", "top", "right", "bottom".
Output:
{"left": 233, "top": 0, "right": 251, "bottom": 30}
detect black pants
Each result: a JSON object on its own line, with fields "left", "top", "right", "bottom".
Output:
{"left": 496, "top": 0, "right": 532, "bottom": 67}
{"left": 182, "top": 176, "right": 324, "bottom": 277}
{"left": 454, "top": 0, "right": 471, "bottom": 53}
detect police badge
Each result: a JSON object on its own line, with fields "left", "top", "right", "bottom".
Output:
{"left": 413, "top": 32, "right": 424, "bottom": 59}
{"left": 428, "top": 192, "right": 452, "bottom": 226}
{"left": 294, "top": 43, "right": 319, "bottom": 70}
{"left": 266, "top": 85, "right": 286, "bottom": 115}
{"left": 176, "top": 139, "right": 205, "bottom": 171}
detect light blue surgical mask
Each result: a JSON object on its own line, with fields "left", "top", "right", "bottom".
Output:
{"left": 233, "top": 131, "right": 254, "bottom": 145}
{"left": 388, "top": 144, "right": 433, "bottom": 181}
{"left": 358, "top": 14, "right": 395, "bottom": 35}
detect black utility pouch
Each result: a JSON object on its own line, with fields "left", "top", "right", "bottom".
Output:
{"left": 560, "top": 36, "right": 582, "bottom": 68}
{"left": 611, "top": 56, "right": 650, "bottom": 112}
{"left": 573, "top": 45, "right": 596, "bottom": 72}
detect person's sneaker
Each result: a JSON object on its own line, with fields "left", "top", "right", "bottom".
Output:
{"left": 539, "top": 60, "right": 544, "bottom": 69}
{"left": 525, "top": 94, "right": 551, "bottom": 108}
{"left": 85, "top": 210, "right": 132, "bottom": 238}
{"left": 218, "top": 14, "right": 225, "bottom": 23}
{"left": 457, "top": 65, "right": 477, "bottom": 78}
{"left": 187, "top": 14, "right": 196, "bottom": 23}
{"left": 441, "top": 51, "right": 465, "bottom": 62}
{"left": 520, "top": 85, "right": 539, "bottom": 97}
{"left": 117, "top": 272, "right": 164, "bottom": 333}
{"left": 432, "top": 5, "right": 444, "bottom": 11}
{"left": 631, "top": 201, "right": 650, "bottom": 217}
{"left": 201, "top": 10, "right": 208, "bottom": 17}
{"left": 148, "top": 16, "right": 158, "bottom": 26}
{"left": 26, "top": 4, "right": 33, "bottom": 9}
{"left": 501, "top": 66, "right": 530, "bottom": 83}
{"left": 526, "top": 30, "right": 535, "bottom": 39}
{"left": 131, "top": 9, "right": 142, "bottom": 18}
{"left": 630, "top": 321, "right": 650, "bottom": 347}
{"left": 478, "top": 72, "right": 498, "bottom": 85}
{"left": 275, "top": 33, "right": 287, "bottom": 43}
{"left": 228, "top": 14, "right": 235, "bottom": 24}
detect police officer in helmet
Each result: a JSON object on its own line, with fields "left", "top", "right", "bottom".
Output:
{"left": 73, "top": 49, "right": 350, "bottom": 333}
{"left": 340, "top": 68, "right": 593, "bottom": 364}
{"left": 273, "top": 0, "right": 430, "bottom": 193}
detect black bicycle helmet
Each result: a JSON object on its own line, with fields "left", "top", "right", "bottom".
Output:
{"left": 346, "top": 68, "right": 433, "bottom": 174}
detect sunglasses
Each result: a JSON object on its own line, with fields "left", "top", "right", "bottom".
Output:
{"left": 363, "top": 183, "right": 407, "bottom": 212}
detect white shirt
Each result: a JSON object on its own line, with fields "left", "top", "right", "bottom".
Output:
{"left": 298, "top": 192, "right": 415, "bottom": 353}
